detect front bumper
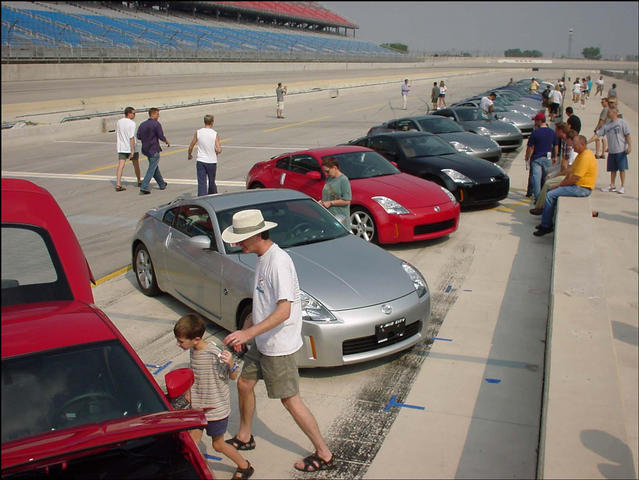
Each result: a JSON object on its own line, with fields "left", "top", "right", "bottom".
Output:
{"left": 374, "top": 202, "right": 460, "bottom": 244}
{"left": 296, "top": 289, "right": 430, "bottom": 368}
{"left": 457, "top": 174, "right": 510, "bottom": 206}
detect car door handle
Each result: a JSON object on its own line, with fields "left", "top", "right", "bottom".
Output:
{"left": 165, "top": 230, "right": 172, "bottom": 248}
{"left": 280, "top": 172, "right": 286, "bottom": 185}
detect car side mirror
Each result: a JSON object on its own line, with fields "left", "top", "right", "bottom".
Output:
{"left": 306, "top": 171, "right": 322, "bottom": 180}
{"left": 189, "top": 235, "right": 211, "bottom": 249}
{"left": 391, "top": 161, "right": 399, "bottom": 167}
{"left": 165, "top": 368, "right": 194, "bottom": 399}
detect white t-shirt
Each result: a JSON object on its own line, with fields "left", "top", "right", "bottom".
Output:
{"left": 196, "top": 127, "right": 218, "bottom": 164}
{"left": 567, "top": 148, "right": 578, "bottom": 166}
{"left": 116, "top": 117, "right": 138, "bottom": 153}
{"left": 252, "top": 243, "right": 303, "bottom": 356}
{"left": 479, "top": 96, "right": 493, "bottom": 113}
{"left": 401, "top": 83, "right": 409, "bottom": 96}
{"left": 596, "top": 78, "right": 604, "bottom": 86}
{"left": 551, "top": 90, "right": 562, "bottom": 104}
{"left": 573, "top": 83, "right": 581, "bottom": 94}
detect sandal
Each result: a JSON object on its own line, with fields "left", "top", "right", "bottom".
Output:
{"left": 232, "top": 461, "right": 254, "bottom": 480}
{"left": 225, "top": 434, "right": 255, "bottom": 450}
{"left": 294, "top": 452, "right": 335, "bottom": 472}
{"left": 115, "top": 185, "right": 126, "bottom": 192}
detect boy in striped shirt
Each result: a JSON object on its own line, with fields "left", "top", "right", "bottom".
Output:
{"left": 174, "top": 313, "right": 254, "bottom": 479}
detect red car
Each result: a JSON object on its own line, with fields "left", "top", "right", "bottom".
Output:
{"left": 246, "top": 146, "right": 460, "bottom": 244}
{"left": 1, "top": 179, "right": 213, "bottom": 479}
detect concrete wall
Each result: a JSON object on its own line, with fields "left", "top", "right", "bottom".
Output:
{"left": 3, "top": 58, "right": 637, "bottom": 82}
{"left": 538, "top": 197, "right": 635, "bottom": 479}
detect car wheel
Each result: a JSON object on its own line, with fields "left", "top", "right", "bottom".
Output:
{"left": 134, "top": 243, "right": 161, "bottom": 296}
{"left": 238, "top": 303, "right": 252, "bottom": 330}
{"left": 350, "top": 207, "right": 377, "bottom": 243}
{"left": 248, "top": 182, "right": 264, "bottom": 189}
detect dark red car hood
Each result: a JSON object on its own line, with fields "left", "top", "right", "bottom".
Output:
{"left": 353, "top": 173, "right": 450, "bottom": 208}
{"left": 1, "top": 410, "right": 208, "bottom": 472}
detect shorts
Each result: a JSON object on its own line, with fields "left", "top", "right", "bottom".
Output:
{"left": 118, "top": 152, "right": 139, "bottom": 161}
{"left": 550, "top": 103, "right": 560, "bottom": 114}
{"left": 240, "top": 347, "right": 299, "bottom": 399}
{"left": 607, "top": 152, "right": 628, "bottom": 171}
{"left": 277, "top": 101, "right": 284, "bottom": 110}
{"left": 199, "top": 416, "right": 229, "bottom": 438}
{"left": 439, "top": 93, "right": 445, "bottom": 98}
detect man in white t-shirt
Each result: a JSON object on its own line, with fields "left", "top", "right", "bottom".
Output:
{"left": 188, "top": 114, "right": 222, "bottom": 196}
{"left": 401, "top": 79, "right": 410, "bottom": 110}
{"left": 223, "top": 210, "right": 335, "bottom": 473}
{"left": 480, "top": 92, "right": 496, "bottom": 115}
{"left": 114, "top": 106, "right": 141, "bottom": 192}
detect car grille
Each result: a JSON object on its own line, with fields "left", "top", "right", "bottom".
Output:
{"left": 497, "top": 138, "right": 522, "bottom": 146}
{"left": 468, "top": 176, "right": 509, "bottom": 201}
{"left": 342, "top": 321, "right": 422, "bottom": 356}
{"left": 414, "top": 219, "right": 456, "bottom": 236}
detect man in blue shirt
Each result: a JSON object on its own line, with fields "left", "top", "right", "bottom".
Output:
{"left": 525, "top": 112, "right": 558, "bottom": 202}
{"left": 137, "top": 107, "right": 171, "bottom": 194}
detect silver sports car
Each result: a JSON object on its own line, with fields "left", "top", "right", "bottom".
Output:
{"left": 132, "top": 189, "right": 430, "bottom": 368}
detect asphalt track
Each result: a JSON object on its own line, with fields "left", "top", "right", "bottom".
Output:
{"left": 3, "top": 67, "right": 635, "bottom": 479}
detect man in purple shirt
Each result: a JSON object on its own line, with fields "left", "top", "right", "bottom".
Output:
{"left": 525, "top": 112, "right": 558, "bottom": 202}
{"left": 137, "top": 107, "right": 171, "bottom": 194}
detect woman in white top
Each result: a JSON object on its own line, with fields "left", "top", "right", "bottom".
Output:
{"left": 188, "top": 114, "right": 222, "bottom": 196}
{"left": 438, "top": 80, "right": 448, "bottom": 108}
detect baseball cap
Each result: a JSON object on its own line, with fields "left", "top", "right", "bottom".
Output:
{"left": 532, "top": 112, "right": 546, "bottom": 122}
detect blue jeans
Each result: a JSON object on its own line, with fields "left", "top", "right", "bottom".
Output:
{"left": 530, "top": 156, "right": 552, "bottom": 201}
{"left": 196, "top": 161, "right": 217, "bottom": 196}
{"left": 541, "top": 185, "right": 592, "bottom": 228}
{"left": 141, "top": 153, "right": 166, "bottom": 191}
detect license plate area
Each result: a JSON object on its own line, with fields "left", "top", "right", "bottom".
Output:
{"left": 375, "top": 317, "right": 406, "bottom": 343}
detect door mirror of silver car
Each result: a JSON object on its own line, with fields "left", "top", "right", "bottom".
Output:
{"left": 189, "top": 235, "right": 212, "bottom": 249}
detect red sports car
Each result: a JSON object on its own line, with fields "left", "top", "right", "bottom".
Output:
{"left": 246, "top": 146, "right": 460, "bottom": 244}
{"left": 1, "top": 179, "right": 213, "bottom": 479}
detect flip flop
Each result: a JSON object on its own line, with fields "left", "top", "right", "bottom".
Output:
{"left": 115, "top": 185, "right": 126, "bottom": 192}
{"left": 225, "top": 435, "right": 255, "bottom": 450}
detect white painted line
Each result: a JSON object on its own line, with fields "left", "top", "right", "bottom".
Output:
{"left": 1, "top": 171, "right": 245, "bottom": 187}
{"left": 54, "top": 140, "right": 309, "bottom": 150}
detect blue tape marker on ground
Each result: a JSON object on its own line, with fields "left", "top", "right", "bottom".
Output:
{"left": 154, "top": 361, "right": 172, "bottom": 375}
{"left": 432, "top": 337, "right": 453, "bottom": 342}
{"left": 485, "top": 378, "right": 502, "bottom": 384}
{"left": 445, "top": 285, "right": 452, "bottom": 293}
{"left": 385, "top": 395, "right": 425, "bottom": 412}
{"left": 204, "top": 454, "right": 223, "bottom": 461}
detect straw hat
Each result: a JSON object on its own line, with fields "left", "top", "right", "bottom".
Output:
{"left": 221, "top": 209, "right": 277, "bottom": 243}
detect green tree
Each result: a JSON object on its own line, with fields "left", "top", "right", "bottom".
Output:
{"left": 505, "top": 48, "right": 523, "bottom": 57}
{"left": 381, "top": 43, "right": 408, "bottom": 53}
{"left": 582, "top": 47, "right": 601, "bottom": 59}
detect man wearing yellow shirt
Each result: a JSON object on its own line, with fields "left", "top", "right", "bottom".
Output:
{"left": 534, "top": 135, "right": 598, "bottom": 236}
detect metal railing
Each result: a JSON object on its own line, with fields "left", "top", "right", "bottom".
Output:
{"left": 1, "top": 44, "right": 415, "bottom": 63}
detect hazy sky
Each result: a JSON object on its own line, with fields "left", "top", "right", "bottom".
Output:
{"left": 322, "top": 2, "right": 638, "bottom": 59}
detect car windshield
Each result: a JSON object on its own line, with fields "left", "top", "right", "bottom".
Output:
{"left": 417, "top": 117, "right": 464, "bottom": 133}
{"left": 217, "top": 198, "right": 349, "bottom": 253}
{"left": 398, "top": 135, "right": 457, "bottom": 157}
{"left": 1, "top": 224, "right": 73, "bottom": 307}
{"left": 455, "top": 109, "right": 490, "bottom": 122}
{"left": 1, "top": 340, "right": 166, "bottom": 444}
{"left": 325, "top": 151, "right": 399, "bottom": 179}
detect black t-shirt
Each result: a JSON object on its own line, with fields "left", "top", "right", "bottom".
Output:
{"left": 567, "top": 114, "right": 581, "bottom": 133}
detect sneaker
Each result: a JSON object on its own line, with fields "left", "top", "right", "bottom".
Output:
{"left": 617, "top": 187, "right": 625, "bottom": 194}
{"left": 159, "top": 183, "right": 168, "bottom": 190}
{"left": 600, "top": 185, "right": 616, "bottom": 192}
{"left": 140, "top": 190, "right": 151, "bottom": 195}
{"left": 529, "top": 208, "right": 543, "bottom": 215}
{"left": 533, "top": 225, "right": 554, "bottom": 236}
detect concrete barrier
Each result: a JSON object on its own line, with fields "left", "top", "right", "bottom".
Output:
{"left": 538, "top": 196, "right": 635, "bottom": 479}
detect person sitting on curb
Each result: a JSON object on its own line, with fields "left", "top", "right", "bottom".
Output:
{"left": 534, "top": 135, "right": 597, "bottom": 237}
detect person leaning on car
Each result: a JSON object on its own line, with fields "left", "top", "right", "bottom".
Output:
{"left": 320, "top": 156, "right": 352, "bottom": 229}
{"left": 480, "top": 92, "right": 496, "bottom": 115}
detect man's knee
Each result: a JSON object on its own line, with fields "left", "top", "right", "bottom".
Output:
{"left": 237, "top": 377, "right": 256, "bottom": 395}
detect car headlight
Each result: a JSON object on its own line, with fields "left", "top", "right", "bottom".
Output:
{"left": 300, "top": 290, "right": 340, "bottom": 323}
{"left": 402, "top": 262, "right": 428, "bottom": 298}
{"left": 372, "top": 196, "right": 410, "bottom": 215}
{"left": 449, "top": 141, "right": 473, "bottom": 153}
{"left": 440, "top": 186, "right": 457, "bottom": 205}
{"left": 475, "top": 126, "right": 491, "bottom": 136}
{"left": 442, "top": 169, "right": 474, "bottom": 184}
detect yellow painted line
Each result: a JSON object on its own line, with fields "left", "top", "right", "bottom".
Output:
{"left": 77, "top": 139, "right": 232, "bottom": 175}
{"left": 345, "top": 103, "right": 384, "bottom": 114}
{"left": 495, "top": 207, "right": 515, "bottom": 213}
{"left": 92, "top": 265, "right": 131, "bottom": 288}
{"left": 263, "top": 116, "right": 331, "bottom": 133}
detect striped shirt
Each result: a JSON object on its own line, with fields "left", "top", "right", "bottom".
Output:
{"left": 190, "top": 342, "right": 231, "bottom": 421}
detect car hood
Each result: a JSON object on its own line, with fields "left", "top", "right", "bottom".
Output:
{"left": 460, "top": 119, "right": 522, "bottom": 135}
{"left": 1, "top": 410, "right": 207, "bottom": 472}
{"left": 353, "top": 173, "right": 450, "bottom": 208}
{"left": 437, "top": 131, "right": 499, "bottom": 150}
{"left": 411, "top": 152, "right": 506, "bottom": 178}
{"left": 238, "top": 235, "right": 415, "bottom": 310}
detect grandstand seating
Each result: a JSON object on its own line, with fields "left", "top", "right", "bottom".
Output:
{"left": 1, "top": 3, "right": 396, "bottom": 58}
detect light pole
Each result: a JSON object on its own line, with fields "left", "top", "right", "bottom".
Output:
{"left": 568, "top": 28, "right": 573, "bottom": 58}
